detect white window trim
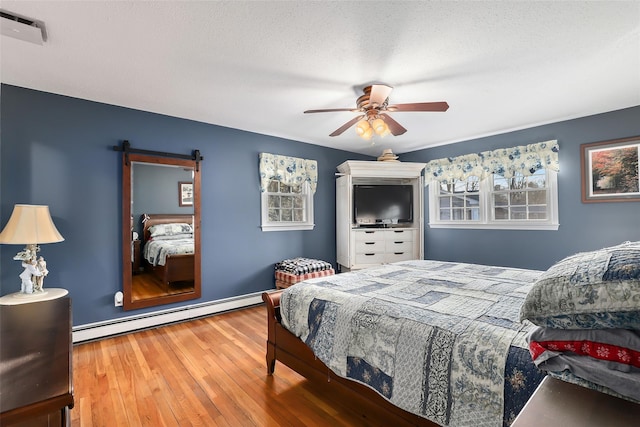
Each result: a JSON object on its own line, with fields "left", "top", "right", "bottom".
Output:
{"left": 428, "top": 170, "right": 559, "bottom": 230}
{"left": 261, "top": 180, "right": 315, "bottom": 232}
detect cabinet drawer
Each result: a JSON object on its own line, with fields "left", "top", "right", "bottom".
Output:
{"left": 385, "top": 239, "right": 413, "bottom": 252}
{"left": 385, "top": 229, "right": 414, "bottom": 242}
{"left": 355, "top": 252, "right": 386, "bottom": 265}
{"left": 355, "top": 240, "right": 385, "bottom": 253}
{"left": 385, "top": 251, "right": 415, "bottom": 263}
{"left": 354, "top": 230, "right": 386, "bottom": 242}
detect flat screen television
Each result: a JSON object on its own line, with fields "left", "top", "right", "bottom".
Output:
{"left": 353, "top": 184, "right": 413, "bottom": 226}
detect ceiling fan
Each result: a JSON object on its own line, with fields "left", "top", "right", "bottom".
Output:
{"left": 304, "top": 84, "right": 449, "bottom": 139}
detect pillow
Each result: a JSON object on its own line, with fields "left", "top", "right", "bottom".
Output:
{"left": 148, "top": 223, "right": 193, "bottom": 238}
{"left": 520, "top": 241, "right": 640, "bottom": 329}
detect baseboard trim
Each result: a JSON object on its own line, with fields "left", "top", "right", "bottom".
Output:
{"left": 72, "top": 291, "right": 267, "bottom": 343}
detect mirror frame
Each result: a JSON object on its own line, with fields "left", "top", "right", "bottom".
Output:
{"left": 122, "top": 152, "right": 201, "bottom": 310}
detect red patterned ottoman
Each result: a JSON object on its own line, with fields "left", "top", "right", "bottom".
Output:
{"left": 274, "top": 257, "right": 335, "bottom": 289}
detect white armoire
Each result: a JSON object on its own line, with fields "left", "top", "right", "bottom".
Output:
{"left": 336, "top": 160, "right": 425, "bottom": 272}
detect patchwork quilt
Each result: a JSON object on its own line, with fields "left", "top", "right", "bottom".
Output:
{"left": 280, "top": 260, "right": 546, "bottom": 427}
{"left": 143, "top": 238, "right": 194, "bottom": 266}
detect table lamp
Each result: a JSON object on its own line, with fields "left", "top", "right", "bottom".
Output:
{"left": 0, "top": 204, "right": 64, "bottom": 297}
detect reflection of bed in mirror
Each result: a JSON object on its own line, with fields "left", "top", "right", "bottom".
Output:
{"left": 141, "top": 213, "right": 194, "bottom": 288}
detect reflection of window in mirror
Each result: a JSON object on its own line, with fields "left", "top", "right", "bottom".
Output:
{"left": 122, "top": 152, "right": 201, "bottom": 311}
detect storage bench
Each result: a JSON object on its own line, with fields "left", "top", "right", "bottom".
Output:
{"left": 274, "top": 258, "right": 334, "bottom": 289}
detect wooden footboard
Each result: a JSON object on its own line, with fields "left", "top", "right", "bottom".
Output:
{"left": 261, "top": 291, "right": 438, "bottom": 427}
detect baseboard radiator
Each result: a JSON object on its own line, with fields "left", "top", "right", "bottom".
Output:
{"left": 72, "top": 291, "right": 266, "bottom": 343}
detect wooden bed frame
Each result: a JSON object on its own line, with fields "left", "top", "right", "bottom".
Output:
{"left": 142, "top": 214, "right": 195, "bottom": 288}
{"left": 262, "top": 290, "right": 438, "bottom": 427}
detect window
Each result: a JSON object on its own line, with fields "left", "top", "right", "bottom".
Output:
{"left": 428, "top": 169, "right": 559, "bottom": 230}
{"left": 261, "top": 180, "right": 314, "bottom": 231}
{"left": 259, "top": 152, "right": 317, "bottom": 232}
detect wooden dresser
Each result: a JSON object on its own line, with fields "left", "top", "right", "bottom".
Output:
{"left": 0, "top": 296, "right": 74, "bottom": 426}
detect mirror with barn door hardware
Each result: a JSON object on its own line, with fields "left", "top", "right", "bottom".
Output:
{"left": 119, "top": 147, "right": 202, "bottom": 311}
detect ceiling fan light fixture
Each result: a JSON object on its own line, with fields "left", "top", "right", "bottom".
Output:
{"left": 355, "top": 119, "right": 370, "bottom": 136}
{"left": 362, "top": 127, "right": 374, "bottom": 140}
{"left": 371, "top": 118, "right": 387, "bottom": 135}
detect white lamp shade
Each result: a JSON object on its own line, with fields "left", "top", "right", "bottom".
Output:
{"left": 0, "top": 204, "right": 64, "bottom": 245}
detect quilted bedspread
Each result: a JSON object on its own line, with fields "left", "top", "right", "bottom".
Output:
{"left": 143, "top": 238, "right": 194, "bottom": 266}
{"left": 280, "top": 260, "right": 547, "bottom": 427}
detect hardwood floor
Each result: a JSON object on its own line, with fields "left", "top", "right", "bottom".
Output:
{"left": 131, "top": 272, "right": 194, "bottom": 301}
{"left": 71, "top": 305, "right": 381, "bottom": 426}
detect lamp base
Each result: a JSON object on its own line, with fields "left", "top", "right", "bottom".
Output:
{"left": 0, "top": 288, "right": 68, "bottom": 305}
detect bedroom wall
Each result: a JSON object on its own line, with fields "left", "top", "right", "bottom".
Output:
{"left": 402, "top": 105, "right": 640, "bottom": 271}
{"left": 0, "top": 84, "right": 368, "bottom": 325}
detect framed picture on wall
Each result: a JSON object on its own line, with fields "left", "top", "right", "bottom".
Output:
{"left": 581, "top": 136, "right": 640, "bottom": 203}
{"left": 179, "top": 181, "right": 194, "bottom": 206}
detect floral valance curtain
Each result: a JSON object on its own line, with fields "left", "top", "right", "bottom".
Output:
{"left": 259, "top": 153, "right": 318, "bottom": 194}
{"left": 424, "top": 140, "right": 559, "bottom": 185}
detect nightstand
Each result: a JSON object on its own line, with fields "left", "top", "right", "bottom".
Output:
{"left": 132, "top": 239, "right": 142, "bottom": 274}
{"left": 512, "top": 376, "right": 640, "bottom": 427}
{"left": 0, "top": 297, "right": 74, "bottom": 426}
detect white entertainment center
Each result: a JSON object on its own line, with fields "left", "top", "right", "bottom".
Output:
{"left": 336, "top": 160, "right": 425, "bottom": 272}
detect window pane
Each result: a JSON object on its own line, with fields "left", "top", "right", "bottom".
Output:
{"left": 527, "top": 174, "right": 546, "bottom": 188}
{"left": 293, "top": 196, "right": 303, "bottom": 209}
{"left": 440, "top": 183, "right": 453, "bottom": 194}
{"left": 509, "top": 175, "right": 528, "bottom": 190}
{"left": 467, "top": 194, "right": 480, "bottom": 207}
{"left": 291, "top": 185, "right": 302, "bottom": 194}
{"left": 453, "top": 181, "right": 467, "bottom": 192}
{"left": 281, "top": 196, "right": 293, "bottom": 208}
{"left": 281, "top": 209, "right": 293, "bottom": 221}
{"left": 439, "top": 196, "right": 451, "bottom": 208}
{"left": 268, "top": 209, "right": 279, "bottom": 221}
{"left": 528, "top": 205, "right": 547, "bottom": 220}
{"left": 493, "top": 176, "right": 508, "bottom": 191}
{"left": 452, "top": 208, "right": 465, "bottom": 220}
{"left": 528, "top": 190, "right": 547, "bottom": 205}
{"left": 439, "top": 209, "right": 451, "bottom": 220}
{"left": 280, "top": 183, "right": 291, "bottom": 193}
{"left": 466, "top": 176, "right": 480, "bottom": 192}
{"left": 511, "top": 206, "right": 527, "bottom": 219}
{"left": 465, "top": 208, "right": 480, "bottom": 220}
{"left": 510, "top": 192, "right": 526, "bottom": 205}
{"left": 452, "top": 196, "right": 465, "bottom": 207}
{"left": 493, "top": 193, "right": 508, "bottom": 206}
{"left": 268, "top": 195, "right": 280, "bottom": 208}
{"left": 293, "top": 209, "right": 304, "bottom": 222}
{"left": 267, "top": 181, "right": 279, "bottom": 192}
{"left": 494, "top": 207, "right": 508, "bottom": 220}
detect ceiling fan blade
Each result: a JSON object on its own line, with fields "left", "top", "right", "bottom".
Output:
{"left": 329, "top": 115, "right": 364, "bottom": 137}
{"left": 386, "top": 102, "right": 449, "bottom": 112}
{"left": 304, "top": 108, "right": 357, "bottom": 113}
{"left": 380, "top": 113, "right": 407, "bottom": 136}
{"left": 369, "top": 84, "right": 393, "bottom": 108}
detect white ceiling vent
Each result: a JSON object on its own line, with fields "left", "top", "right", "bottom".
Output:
{"left": 1, "top": 10, "right": 46, "bottom": 45}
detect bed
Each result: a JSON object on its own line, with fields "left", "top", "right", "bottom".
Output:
{"left": 263, "top": 242, "right": 640, "bottom": 426}
{"left": 262, "top": 260, "right": 547, "bottom": 427}
{"left": 141, "top": 214, "right": 195, "bottom": 287}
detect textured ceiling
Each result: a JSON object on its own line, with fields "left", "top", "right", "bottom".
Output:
{"left": 1, "top": 1, "right": 639, "bottom": 156}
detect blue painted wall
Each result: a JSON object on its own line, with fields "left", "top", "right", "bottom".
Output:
{"left": 0, "top": 84, "right": 368, "bottom": 325}
{"left": 2, "top": 84, "right": 638, "bottom": 325}
{"left": 402, "top": 106, "right": 640, "bottom": 270}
